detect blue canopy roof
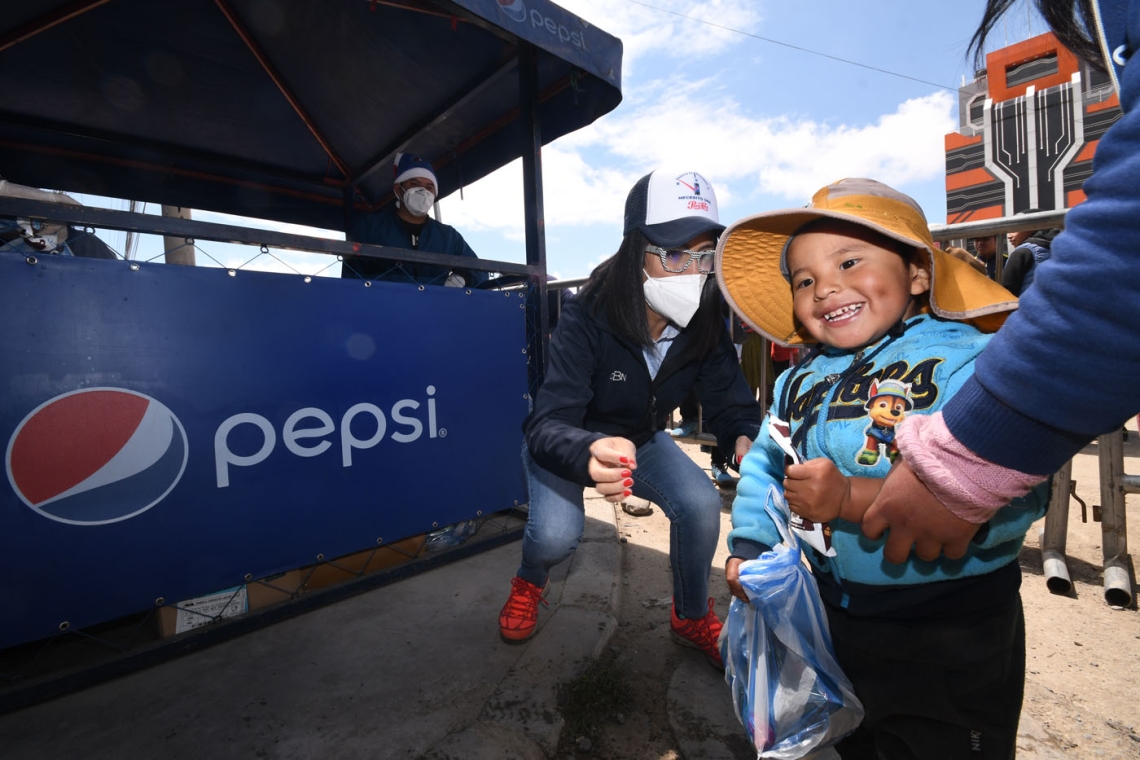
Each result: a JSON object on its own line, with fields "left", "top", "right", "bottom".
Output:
{"left": 0, "top": 0, "right": 622, "bottom": 231}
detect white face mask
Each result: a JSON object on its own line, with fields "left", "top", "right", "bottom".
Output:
{"left": 643, "top": 271, "right": 707, "bottom": 328}
{"left": 399, "top": 186, "right": 436, "bottom": 217}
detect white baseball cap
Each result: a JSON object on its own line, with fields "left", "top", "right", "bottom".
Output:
{"left": 623, "top": 169, "right": 723, "bottom": 247}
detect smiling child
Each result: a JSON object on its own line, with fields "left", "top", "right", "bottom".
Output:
{"left": 714, "top": 178, "right": 1049, "bottom": 758}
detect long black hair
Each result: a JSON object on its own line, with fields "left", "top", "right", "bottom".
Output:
{"left": 970, "top": 0, "right": 1105, "bottom": 70}
{"left": 579, "top": 229, "right": 726, "bottom": 359}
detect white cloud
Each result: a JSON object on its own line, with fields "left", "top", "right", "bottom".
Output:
{"left": 745, "top": 93, "right": 959, "bottom": 200}
{"left": 444, "top": 86, "right": 955, "bottom": 243}
{"left": 443, "top": 147, "right": 634, "bottom": 232}
{"left": 428, "top": 3, "right": 957, "bottom": 276}
{"left": 558, "top": 0, "right": 763, "bottom": 74}
{"left": 584, "top": 81, "right": 955, "bottom": 197}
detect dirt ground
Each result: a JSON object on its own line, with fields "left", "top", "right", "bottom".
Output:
{"left": 559, "top": 418, "right": 1140, "bottom": 759}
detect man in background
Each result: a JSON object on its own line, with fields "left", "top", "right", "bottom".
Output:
{"left": 1002, "top": 213, "right": 1061, "bottom": 296}
{"left": 970, "top": 234, "right": 999, "bottom": 279}
{"left": 341, "top": 153, "right": 486, "bottom": 287}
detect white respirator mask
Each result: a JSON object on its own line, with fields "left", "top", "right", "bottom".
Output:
{"left": 399, "top": 186, "right": 436, "bottom": 217}
{"left": 642, "top": 271, "right": 707, "bottom": 328}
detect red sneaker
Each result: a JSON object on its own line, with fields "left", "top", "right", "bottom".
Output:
{"left": 498, "top": 576, "right": 548, "bottom": 643}
{"left": 670, "top": 598, "right": 724, "bottom": 668}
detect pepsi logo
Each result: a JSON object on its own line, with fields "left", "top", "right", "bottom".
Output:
{"left": 497, "top": 0, "right": 527, "bottom": 23}
{"left": 6, "top": 388, "right": 188, "bottom": 525}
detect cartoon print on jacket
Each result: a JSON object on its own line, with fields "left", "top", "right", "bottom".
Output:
{"left": 856, "top": 378, "right": 913, "bottom": 466}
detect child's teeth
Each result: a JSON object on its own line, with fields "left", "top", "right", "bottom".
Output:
{"left": 825, "top": 304, "right": 860, "bottom": 321}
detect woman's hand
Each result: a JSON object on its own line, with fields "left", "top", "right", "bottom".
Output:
{"left": 725, "top": 557, "right": 748, "bottom": 602}
{"left": 862, "top": 459, "right": 980, "bottom": 563}
{"left": 588, "top": 436, "right": 638, "bottom": 503}
{"left": 783, "top": 458, "right": 850, "bottom": 523}
{"left": 733, "top": 435, "right": 753, "bottom": 467}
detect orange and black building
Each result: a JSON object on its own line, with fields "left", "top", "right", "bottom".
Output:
{"left": 945, "top": 32, "right": 1121, "bottom": 223}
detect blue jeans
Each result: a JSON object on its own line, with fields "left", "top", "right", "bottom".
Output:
{"left": 516, "top": 431, "right": 722, "bottom": 620}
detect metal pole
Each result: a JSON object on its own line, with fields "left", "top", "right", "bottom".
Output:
{"left": 519, "top": 43, "right": 548, "bottom": 399}
{"left": 1040, "top": 459, "right": 1072, "bottom": 594}
{"left": 928, "top": 209, "right": 1067, "bottom": 242}
{"left": 1097, "top": 430, "right": 1132, "bottom": 607}
{"left": 161, "top": 205, "right": 195, "bottom": 266}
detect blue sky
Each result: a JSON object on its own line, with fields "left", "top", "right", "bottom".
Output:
{"left": 81, "top": 0, "right": 1044, "bottom": 280}
{"left": 443, "top": 0, "right": 1042, "bottom": 279}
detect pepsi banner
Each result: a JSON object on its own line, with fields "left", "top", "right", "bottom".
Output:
{"left": 0, "top": 253, "right": 529, "bottom": 648}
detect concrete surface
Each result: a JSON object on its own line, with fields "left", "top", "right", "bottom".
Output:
{"left": 0, "top": 498, "right": 619, "bottom": 760}
{"left": 0, "top": 489, "right": 1083, "bottom": 759}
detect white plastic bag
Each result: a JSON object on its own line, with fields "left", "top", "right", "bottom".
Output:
{"left": 721, "top": 486, "right": 863, "bottom": 758}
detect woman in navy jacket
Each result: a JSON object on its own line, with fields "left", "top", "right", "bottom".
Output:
{"left": 498, "top": 169, "right": 761, "bottom": 667}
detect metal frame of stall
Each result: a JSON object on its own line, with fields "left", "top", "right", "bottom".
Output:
{"left": 0, "top": 0, "right": 626, "bottom": 710}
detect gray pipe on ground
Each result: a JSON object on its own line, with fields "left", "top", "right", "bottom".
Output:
{"left": 1097, "top": 430, "right": 1132, "bottom": 608}
{"left": 1040, "top": 459, "right": 1073, "bottom": 595}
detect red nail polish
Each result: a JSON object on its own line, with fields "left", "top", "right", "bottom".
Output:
{"left": 621, "top": 469, "right": 631, "bottom": 478}
{"left": 619, "top": 456, "right": 630, "bottom": 464}
{"left": 623, "top": 478, "right": 633, "bottom": 487}
{"left": 623, "top": 489, "right": 632, "bottom": 497}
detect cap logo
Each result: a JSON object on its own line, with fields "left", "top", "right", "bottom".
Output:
{"left": 675, "top": 173, "right": 708, "bottom": 212}
{"left": 645, "top": 171, "right": 718, "bottom": 225}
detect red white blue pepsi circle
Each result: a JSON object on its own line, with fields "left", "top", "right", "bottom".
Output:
{"left": 497, "top": 0, "right": 527, "bottom": 23}
{"left": 6, "top": 388, "right": 188, "bottom": 525}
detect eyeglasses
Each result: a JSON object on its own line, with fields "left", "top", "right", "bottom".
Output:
{"left": 646, "top": 245, "right": 715, "bottom": 274}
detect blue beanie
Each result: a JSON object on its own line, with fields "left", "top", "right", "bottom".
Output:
{"left": 394, "top": 153, "right": 438, "bottom": 193}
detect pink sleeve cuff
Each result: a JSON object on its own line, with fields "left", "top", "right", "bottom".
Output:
{"left": 896, "top": 413, "right": 1049, "bottom": 523}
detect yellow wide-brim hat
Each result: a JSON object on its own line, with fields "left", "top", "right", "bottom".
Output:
{"left": 715, "top": 178, "right": 1019, "bottom": 347}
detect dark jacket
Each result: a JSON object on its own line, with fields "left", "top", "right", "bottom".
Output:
{"left": 341, "top": 204, "right": 487, "bottom": 287}
{"left": 526, "top": 295, "right": 761, "bottom": 486}
{"left": 1001, "top": 228, "right": 1060, "bottom": 296}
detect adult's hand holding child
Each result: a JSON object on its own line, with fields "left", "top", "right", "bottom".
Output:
{"left": 862, "top": 459, "right": 980, "bottom": 563}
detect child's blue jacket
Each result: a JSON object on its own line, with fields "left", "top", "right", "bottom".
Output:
{"left": 729, "top": 315, "right": 1048, "bottom": 611}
